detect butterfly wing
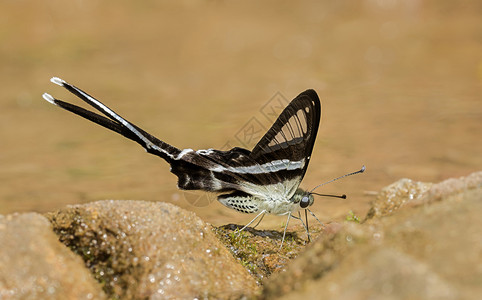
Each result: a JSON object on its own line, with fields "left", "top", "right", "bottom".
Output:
{"left": 247, "top": 89, "right": 321, "bottom": 199}
{"left": 212, "top": 90, "right": 321, "bottom": 212}
{"left": 172, "top": 90, "right": 320, "bottom": 205}
{"left": 44, "top": 78, "right": 320, "bottom": 210}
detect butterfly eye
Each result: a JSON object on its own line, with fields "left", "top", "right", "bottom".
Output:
{"left": 300, "top": 196, "right": 310, "bottom": 208}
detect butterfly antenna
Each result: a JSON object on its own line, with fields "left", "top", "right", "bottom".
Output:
{"left": 310, "top": 165, "right": 366, "bottom": 193}
{"left": 312, "top": 192, "right": 346, "bottom": 199}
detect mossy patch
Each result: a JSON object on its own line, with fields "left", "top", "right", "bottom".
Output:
{"left": 213, "top": 223, "right": 325, "bottom": 283}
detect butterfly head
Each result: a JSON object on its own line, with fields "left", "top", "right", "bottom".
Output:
{"left": 291, "top": 189, "right": 315, "bottom": 211}
{"left": 300, "top": 194, "right": 314, "bottom": 209}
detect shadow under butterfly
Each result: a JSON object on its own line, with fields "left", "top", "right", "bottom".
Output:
{"left": 43, "top": 78, "right": 364, "bottom": 247}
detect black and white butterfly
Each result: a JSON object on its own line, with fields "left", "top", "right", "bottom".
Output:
{"left": 43, "top": 77, "right": 364, "bottom": 246}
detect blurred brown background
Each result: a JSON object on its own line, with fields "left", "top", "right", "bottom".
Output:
{"left": 1, "top": 0, "right": 481, "bottom": 227}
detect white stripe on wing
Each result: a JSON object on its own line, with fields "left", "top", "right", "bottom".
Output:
{"left": 210, "top": 158, "right": 305, "bottom": 174}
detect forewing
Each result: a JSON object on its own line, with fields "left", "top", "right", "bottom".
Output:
{"left": 249, "top": 89, "right": 321, "bottom": 196}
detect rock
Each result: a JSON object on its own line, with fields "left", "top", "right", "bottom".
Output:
{"left": 262, "top": 171, "right": 482, "bottom": 300}
{"left": 47, "top": 200, "right": 258, "bottom": 299}
{"left": 5, "top": 172, "right": 480, "bottom": 299}
{"left": 365, "top": 171, "right": 482, "bottom": 220}
{"left": 260, "top": 222, "right": 361, "bottom": 298}
{"left": 418, "top": 170, "right": 482, "bottom": 205}
{"left": 0, "top": 213, "right": 106, "bottom": 299}
{"left": 364, "top": 178, "right": 433, "bottom": 220}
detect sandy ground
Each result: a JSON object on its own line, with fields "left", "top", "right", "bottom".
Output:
{"left": 0, "top": 0, "right": 481, "bottom": 228}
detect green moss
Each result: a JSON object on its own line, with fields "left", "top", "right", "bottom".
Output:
{"left": 213, "top": 223, "right": 322, "bottom": 283}
{"left": 345, "top": 210, "right": 360, "bottom": 223}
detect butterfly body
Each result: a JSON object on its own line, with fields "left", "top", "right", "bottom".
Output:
{"left": 217, "top": 187, "right": 312, "bottom": 215}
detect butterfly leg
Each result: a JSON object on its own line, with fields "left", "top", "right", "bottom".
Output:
{"left": 299, "top": 210, "right": 311, "bottom": 241}
{"left": 291, "top": 211, "right": 311, "bottom": 242}
{"left": 252, "top": 213, "right": 266, "bottom": 229}
{"left": 239, "top": 210, "right": 266, "bottom": 232}
{"left": 305, "top": 209, "right": 310, "bottom": 242}
{"left": 280, "top": 212, "right": 292, "bottom": 249}
{"left": 307, "top": 208, "right": 325, "bottom": 227}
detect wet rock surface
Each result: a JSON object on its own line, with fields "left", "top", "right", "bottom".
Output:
{"left": 261, "top": 171, "right": 482, "bottom": 300}
{"left": 364, "top": 178, "right": 433, "bottom": 220}
{"left": 47, "top": 200, "right": 258, "bottom": 299}
{"left": 0, "top": 213, "right": 106, "bottom": 299}
{"left": 0, "top": 171, "right": 480, "bottom": 299}
{"left": 365, "top": 171, "right": 482, "bottom": 220}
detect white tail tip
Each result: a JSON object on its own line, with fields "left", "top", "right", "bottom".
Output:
{"left": 42, "top": 93, "right": 57, "bottom": 105}
{"left": 50, "top": 77, "right": 65, "bottom": 86}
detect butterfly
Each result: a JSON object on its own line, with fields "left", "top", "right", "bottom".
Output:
{"left": 43, "top": 77, "right": 364, "bottom": 246}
